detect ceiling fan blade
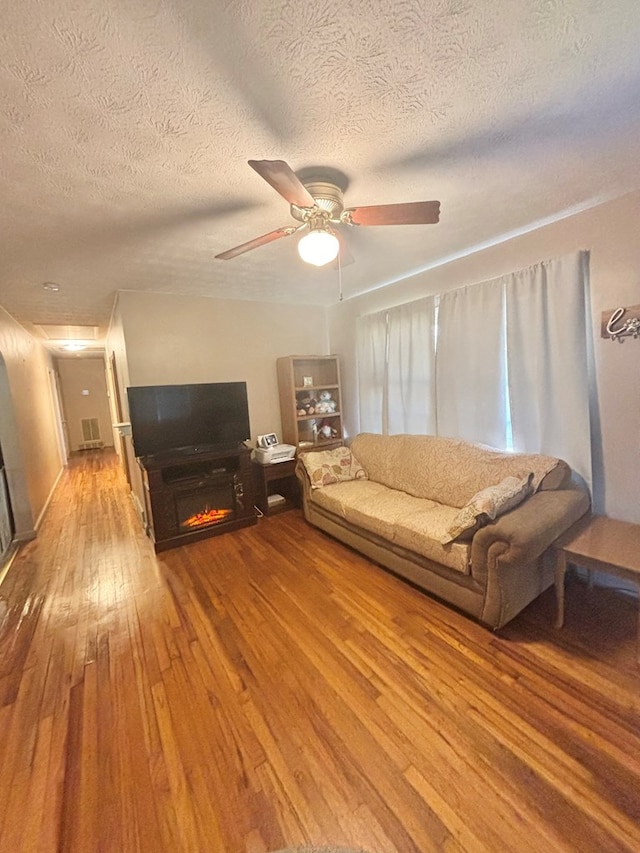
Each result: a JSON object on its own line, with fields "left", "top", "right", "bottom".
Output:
{"left": 344, "top": 200, "right": 441, "bottom": 226}
{"left": 248, "top": 159, "right": 316, "bottom": 208}
{"left": 215, "top": 226, "right": 298, "bottom": 260}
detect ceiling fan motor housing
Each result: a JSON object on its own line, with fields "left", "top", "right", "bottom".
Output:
{"left": 291, "top": 181, "right": 344, "bottom": 223}
{"left": 216, "top": 160, "right": 440, "bottom": 261}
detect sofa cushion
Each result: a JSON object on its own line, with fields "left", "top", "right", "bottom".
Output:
{"left": 441, "top": 473, "right": 534, "bottom": 544}
{"left": 300, "top": 446, "right": 367, "bottom": 489}
{"left": 310, "top": 479, "right": 391, "bottom": 522}
{"left": 310, "top": 480, "right": 471, "bottom": 574}
{"left": 350, "top": 433, "right": 567, "bottom": 507}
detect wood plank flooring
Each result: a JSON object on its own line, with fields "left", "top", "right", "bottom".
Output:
{"left": 0, "top": 449, "right": 639, "bottom": 852}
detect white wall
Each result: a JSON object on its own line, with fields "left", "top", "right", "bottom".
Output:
{"left": 115, "top": 290, "right": 331, "bottom": 442}
{"left": 106, "top": 297, "right": 146, "bottom": 518}
{"left": 56, "top": 358, "right": 114, "bottom": 451}
{"left": 0, "top": 306, "right": 62, "bottom": 537}
{"left": 109, "top": 290, "right": 332, "bottom": 517}
{"left": 329, "top": 190, "right": 640, "bottom": 523}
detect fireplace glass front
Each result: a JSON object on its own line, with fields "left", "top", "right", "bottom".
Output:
{"left": 175, "top": 481, "right": 236, "bottom": 532}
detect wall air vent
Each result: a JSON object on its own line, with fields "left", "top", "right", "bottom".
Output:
{"left": 79, "top": 418, "right": 103, "bottom": 450}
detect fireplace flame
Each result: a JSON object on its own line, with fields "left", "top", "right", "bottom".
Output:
{"left": 182, "top": 506, "right": 233, "bottom": 529}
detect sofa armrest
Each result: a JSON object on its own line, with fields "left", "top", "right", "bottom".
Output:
{"left": 295, "top": 458, "right": 310, "bottom": 487}
{"left": 295, "top": 459, "right": 314, "bottom": 514}
{"left": 470, "top": 486, "right": 590, "bottom": 584}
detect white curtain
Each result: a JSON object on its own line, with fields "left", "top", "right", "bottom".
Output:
{"left": 356, "top": 310, "right": 388, "bottom": 433}
{"left": 356, "top": 296, "right": 436, "bottom": 435}
{"left": 355, "top": 252, "right": 593, "bottom": 491}
{"left": 506, "top": 251, "right": 592, "bottom": 489}
{"left": 387, "top": 298, "right": 437, "bottom": 435}
{"left": 436, "top": 278, "right": 508, "bottom": 448}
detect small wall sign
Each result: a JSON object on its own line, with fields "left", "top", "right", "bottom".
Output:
{"left": 601, "top": 304, "right": 640, "bottom": 341}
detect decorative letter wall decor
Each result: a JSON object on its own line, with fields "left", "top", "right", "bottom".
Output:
{"left": 601, "top": 304, "right": 640, "bottom": 341}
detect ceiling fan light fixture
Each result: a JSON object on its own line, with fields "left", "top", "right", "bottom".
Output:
{"left": 216, "top": 160, "right": 440, "bottom": 264}
{"left": 297, "top": 227, "right": 339, "bottom": 266}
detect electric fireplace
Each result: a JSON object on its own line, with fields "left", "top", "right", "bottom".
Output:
{"left": 176, "top": 478, "right": 236, "bottom": 531}
{"left": 138, "top": 444, "right": 256, "bottom": 552}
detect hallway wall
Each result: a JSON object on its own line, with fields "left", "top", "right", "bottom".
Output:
{"left": 0, "top": 306, "right": 62, "bottom": 537}
{"left": 56, "top": 357, "right": 114, "bottom": 452}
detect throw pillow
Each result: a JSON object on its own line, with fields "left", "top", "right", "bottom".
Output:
{"left": 301, "top": 446, "right": 367, "bottom": 489}
{"left": 440, "top": 473, "right": 534, "bottom": 544}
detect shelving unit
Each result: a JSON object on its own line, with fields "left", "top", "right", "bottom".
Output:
{"left": 276, "top": 355, "right": 344, "bottom": 453}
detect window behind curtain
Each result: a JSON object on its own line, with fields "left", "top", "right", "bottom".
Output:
{"left": 355, "top": 251, "right": 592, "bottom": 490}
{"left": 356, "top": 310, "right": 387, "bottom": 433}
{"left": 505, "top": 252, "right": 593, "bottom": 489}
{"left": 387, "top": 298, "right": 437, "bottom": 435}
{"left": 436, "top": 277, "right": 508, "bottom": 449}
{"left": 357, "top": 296, "right": 437, "bottom": 435}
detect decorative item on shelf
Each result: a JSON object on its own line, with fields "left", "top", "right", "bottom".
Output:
{"left": 601, "top": 304, "right": 640, "bottom": 341}
{"left": 296, "top": 391, "right": 317, "bottom": 416}
{"left": 314, "top": 389, "right": 337, "bottom": 414}
{"left": 303, "top": 376, "right": 313, "bottom": 387}
{"left": 318, "top": 420, "right": 339, "bottom": 439}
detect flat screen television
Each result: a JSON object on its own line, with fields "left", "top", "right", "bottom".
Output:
{"left": 127, "top": 382, "right": 251, "bottom": 459}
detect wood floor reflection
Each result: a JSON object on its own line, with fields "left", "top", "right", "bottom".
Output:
{"left": 0, "top": 449, "right": 638, "bottom": 852}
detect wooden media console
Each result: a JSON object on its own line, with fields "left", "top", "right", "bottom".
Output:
{"left": 138, "top": 444, "right": 256, "bottom": 552}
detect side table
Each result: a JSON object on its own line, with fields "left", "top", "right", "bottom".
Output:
{"left": 252, "top": 458, "right": 299, "bottom": 516}
{"left": 553, "top": 514, "right": 640, "bottom": 664}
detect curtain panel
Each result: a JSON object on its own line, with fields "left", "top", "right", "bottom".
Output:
{"left": 435, "top": 278, "right": 508, "bottom": 449}
{"left": 387, "top": 298, "right": 437, "bottom": 435}
{"left": 355, "top": 250, "right": 592, "bottom": 491}
{"left": 506, "top": 251, "right": 592, "bottom": 489}
{"left": 356, "top": 296, "right": 437, "bottom": 435}
{"left": 356, "top": 310, "right": 387, "bottom": 434}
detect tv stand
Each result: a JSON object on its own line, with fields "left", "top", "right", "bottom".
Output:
{"left": 138, "top": 444, "right": 256, "bottom": 552}
{"left": 156, "top": 442, "right": 241, "bottom": 460}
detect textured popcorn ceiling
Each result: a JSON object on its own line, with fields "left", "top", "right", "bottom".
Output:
{"left": 2, "top": 0, "right": 640, "bottom": 351}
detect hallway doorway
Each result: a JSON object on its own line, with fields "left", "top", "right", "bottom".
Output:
{"left": 0, "top": 353, "right": 18, "bottom": 563}
{"left": 0, "top": 441, "right": 14, "bottom": 562}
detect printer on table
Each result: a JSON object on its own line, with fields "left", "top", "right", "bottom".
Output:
{"left": 252, "top": 433, "right": 296, "bottom": 465}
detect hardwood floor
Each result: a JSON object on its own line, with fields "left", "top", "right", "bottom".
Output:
{"left": 0, "top": 450, "right": 639, "bottom": 852}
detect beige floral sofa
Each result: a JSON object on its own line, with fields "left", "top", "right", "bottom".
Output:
{"left": 296, "top": 433, "right": 590, "bottom": 629}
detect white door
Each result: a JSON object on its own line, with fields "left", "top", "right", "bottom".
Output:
{"left": 48, "top": 368, "right": 69, "bottom": 463}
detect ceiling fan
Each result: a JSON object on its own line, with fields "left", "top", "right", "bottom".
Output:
{"left": 215, "top": 159, "right": 441, "bottom": 267}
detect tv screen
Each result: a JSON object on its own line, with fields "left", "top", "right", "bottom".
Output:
{"left": 127, "top": 382, "right": 251, "bottom": 459}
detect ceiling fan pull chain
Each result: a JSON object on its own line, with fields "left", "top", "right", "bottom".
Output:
{"left": 338, "top": 251, "right": 343, "bottom": 301}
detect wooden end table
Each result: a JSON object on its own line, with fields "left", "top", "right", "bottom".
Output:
{"left": 553, "top": 514, "right": 640, "bottom": 664}
{"left": 252, "top": 458, "right": 299, "bottom": 516}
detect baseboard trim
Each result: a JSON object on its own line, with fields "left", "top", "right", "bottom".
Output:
{"left": 0, "top": 542, "right": 20, "bottom": 588}
{"left": 131, "top": 491, "right": 145, "bottom": 525}
{"left": 33, "top": 464, "right": 65, "bottom": 532}
{"left": 14, "top": 529, "right": 36, "bottom": 542}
